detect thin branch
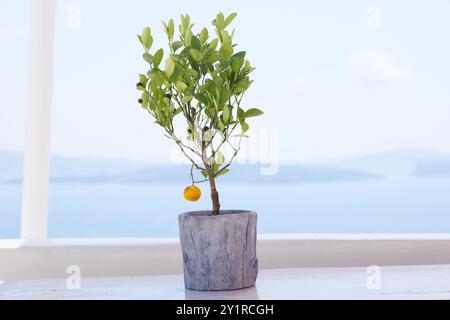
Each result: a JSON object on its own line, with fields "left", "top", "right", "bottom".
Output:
{"left": 176, "top": 143, "right": 205, "bottom": 171}
{"left": 166, "top": 130, "right": 202, "bottom": 157}
{"left": 193, "top": 177, "right": 209, "bottom": 184}
{"left": 214, "top": 144, "right": 240, "bottom": 177}
{"left": 164, "top": 131, "right": 205, "bottom": 171}
{"left": 214, "top": 125, "right": 244, "bottom": 177}
{"left": 189, "top": 164, "right": 195, "bottom": 185}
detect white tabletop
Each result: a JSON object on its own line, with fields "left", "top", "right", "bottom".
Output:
{"left": 1, "top": 265, "right": 450, "bottom": 300}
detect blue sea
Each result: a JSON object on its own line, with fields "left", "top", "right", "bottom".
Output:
{"left": 1, "top": 177, "right": 450, "bottom": 238}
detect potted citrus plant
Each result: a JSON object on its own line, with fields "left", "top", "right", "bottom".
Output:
{"left": 136, "top": 12, "right": 263, "bottom": 291}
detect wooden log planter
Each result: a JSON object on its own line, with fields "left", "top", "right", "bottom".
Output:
{"left": 178, "top": 210, "right": 258, "bottom": 291}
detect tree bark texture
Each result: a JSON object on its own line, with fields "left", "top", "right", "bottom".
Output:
{"left": 178, "top": 210, "right": 258, "bottom": 291}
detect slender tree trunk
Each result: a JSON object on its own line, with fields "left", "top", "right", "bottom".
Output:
{"left": 206, "top": 164, "right": 220, "bottom": 215}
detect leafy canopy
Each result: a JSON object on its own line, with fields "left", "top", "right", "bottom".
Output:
{"left": 137, "top": 12, "right": 263, "bottom": 183}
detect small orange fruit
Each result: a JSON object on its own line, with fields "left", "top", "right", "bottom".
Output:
{"left": 183, "top": 185, "right": 201, "bottom": 202}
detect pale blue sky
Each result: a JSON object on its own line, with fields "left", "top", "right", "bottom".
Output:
{"left": 1, "top": 0, "right": 450, "bottom": 163}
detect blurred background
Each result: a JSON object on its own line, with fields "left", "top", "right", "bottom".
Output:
{"left": 1, "top": 0, "right": 450, "bottom": 238}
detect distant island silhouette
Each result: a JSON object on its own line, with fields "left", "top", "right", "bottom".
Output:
{"left": 1, "top": 149, "right": 450, "bottom": 184}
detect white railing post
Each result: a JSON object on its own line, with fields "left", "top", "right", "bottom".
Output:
{"left": 21, "top": 0, "right": 56, "bottom": 240}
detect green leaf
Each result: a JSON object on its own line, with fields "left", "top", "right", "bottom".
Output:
{"left": 241, "top": 122, "right": 249, "bottom": 132}
{"left": 237, "top": 107, "right": 245, "bottom": 123}
{"left": 234, "top": 79, "right": 251, "bottom": 93}
{"left": 189, "top": 48, "right": 202, "bottom": 62}
{"left": 191, "top": 36, "right": 201, "bottom": 51}
{"left": 216, "top": 168, "right": 230, "bottom": 177}
{"left": 231, "top": 58, "right": 241, "bottom": 74}
{"left": 141, "top": 91, "right": 149, "bottom": 104}
{"left": 220, "top": 30, "right": 231, "bottom": 45}
{"left": 216, "top": 151, "right": 225, "bottom": 165}
{"left": 201, "top": 170, "right": 209, "bottom": 178}
{"left": 209, "top": 39, "right": 219, "bottom": 50}
{"left": 181, "top": 14, "right": 191, "bottom": 32}
{"left": 218, "top": 59, "right": 231, "bottom": 70}
{"left": 245, "top": 108, "right": 264, "bottom": 118}
{"left": 171, "top": 41, "right": 184, "bottom": 52}
{"left": 185, "top": 29, "right": 193, "bottom": 46}
{"left": 162, "top": 21, "right": 169, "bottom": 37}
{"left": 180, "top": 14, "right": 186, "bottom": 32}
{"left": 139, "top": 74, "right": 148, "bottom": 84}
{"left": 174, "top": 107, "right": 183, "bottom": 116}
{"left": 149, "top": 73, "right": 159, "bottom": 94}
{"left": 219, "top": 43, "right": 233, "bottom": 60}
{"left": 195, "top": 92, "right": 208, "bottom": 105}
{"left": 220, "top": 83, "right": 230, "bottom": 105}
{"left": 142, "top": 52, "right": 151, "bottom": 63}
{"left": 169, "top": 65, "right": 181, "bottom": 82}
{"left": 224, "top": 12, "right": 238, "bottom": 28}
{"left": 141, "top": 27, "right": 153, "bottom": 50}
{"left": 244, "top": 60, "right": 250, "bottom": 71}
{"left": 215, "top": 12, "right": 225, "bottom": 30}
{"left": 182, "top": 96, "right": 193, "bottom": 104}
{"left": 153, "top": 48, "right": 164, "bottom": 68}
{"left": 218, "top": 119, "right": 225, "bottom": 131}
{"left": 199, "top": 28, "right": 209, "bottom": 44}
{"left": 176, "top": 81, "right": 188, "bottom": 92}
{"left": 165, "top": 57, "right": 175, "bottom": 76}
{"left": 222, "top": 105, "right": 230, "bottom": 123}
{"left": 232, "top": 51, "right": 246, "bottom": 60}
{"left": 206, "top": 52, "right": 219, "bottom": 64}
{"left": 168, "top": 19, "right": 174, "bottom": 40}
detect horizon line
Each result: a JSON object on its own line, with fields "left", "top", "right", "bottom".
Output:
{"left": 1, "top": 147, "right": 450, "bottom": 166}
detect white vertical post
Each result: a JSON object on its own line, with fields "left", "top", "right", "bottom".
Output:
{"left": 21, "top": 0, "right": 56, "bottom": 240}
